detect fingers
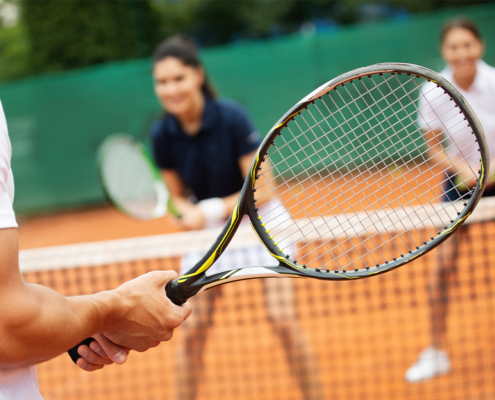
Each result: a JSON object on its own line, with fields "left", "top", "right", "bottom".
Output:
{"left": 76, "top": 357, "right": 104, "bottom": 372}
{"left": 75, "top": 335, "right": 131, "bottom": 372}
{"left": 92, "top": 333, "right": 128, "bottom": 364}
{"left": 77, "top": 344, "right": 113, "bottom": 366}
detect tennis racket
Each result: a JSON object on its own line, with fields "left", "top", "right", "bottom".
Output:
{"left": 97, "top": 133, "right": 180, "bottom": 220}
{"left": 69, "top": 63, "right": 488, "bottom": 363}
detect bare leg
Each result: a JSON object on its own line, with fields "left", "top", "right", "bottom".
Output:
{"left": 429, "top": 232, "right": 461, "bottom": 350}
{"left": 263, "top": 278, "right": 323, "bottom": 400}
{"left": 175, "top": 289, "right": 220, "bottom": 400}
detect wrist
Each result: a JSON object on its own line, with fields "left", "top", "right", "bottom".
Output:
{"left": 69, "top": 289, "right": 122, "bottom": 335}
{"left": 197, "top": 197, "right": 226, "bottom": 224}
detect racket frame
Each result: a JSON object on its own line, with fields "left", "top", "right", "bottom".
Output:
{"left": 166, "top": 63, "right": 489, "bottom": 304}
{"left": 69, "top": 62, "right": 490, "bottom": 363}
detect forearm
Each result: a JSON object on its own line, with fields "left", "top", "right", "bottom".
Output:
{"left": 0, "top": 281, "right": 120, "bottom": 368}
{"left": 425, "top": 129, "right": 476, "bottom": 184}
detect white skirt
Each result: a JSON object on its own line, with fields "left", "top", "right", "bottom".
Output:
{"left": 180, "top": 198, "right": 292, "bottom": 276}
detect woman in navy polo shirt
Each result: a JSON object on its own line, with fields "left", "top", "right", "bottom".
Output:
{"left": 150, "top": 35, "right": 322, "bottom": 400}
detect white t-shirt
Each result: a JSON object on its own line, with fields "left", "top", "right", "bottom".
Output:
{"left": 418, "top": 60, "right": 495, "bottom": 164}
{"left": 0, "top": 102, "right": 17, "bottom": 229}
{"left": 0, "top": 101, "right": 43, "bottom": 400}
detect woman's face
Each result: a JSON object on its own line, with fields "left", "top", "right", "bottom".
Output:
{"left": 153, "top": 57, "right": 205, "bottom": 116}
{"left": 441, "top": 27, "right": 484, "bottom": 80}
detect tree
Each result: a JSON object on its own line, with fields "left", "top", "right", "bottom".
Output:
{"left": 20, "top": 0, "right": 160, "bottom": 73}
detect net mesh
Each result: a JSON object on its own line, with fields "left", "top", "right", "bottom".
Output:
{"left": 255, "top": 72, "right": 482, "bottom": 272}
{"left": 21, "top": 197, "right": 495, "bottom": 400}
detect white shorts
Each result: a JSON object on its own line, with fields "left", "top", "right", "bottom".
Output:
{"left": 180, "top": 198, "right": 292, "bottom": 276}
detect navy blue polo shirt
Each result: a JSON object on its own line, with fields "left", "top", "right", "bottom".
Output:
{"left": 151, "top": 96, "right": 261, "bottom": 201}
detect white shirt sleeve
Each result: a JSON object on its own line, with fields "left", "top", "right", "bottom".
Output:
{"left": 417, "top": 80, "right": 450, "bottom": 132}
{"left": 0, "top": 100, "right": 18, "bottom": 229}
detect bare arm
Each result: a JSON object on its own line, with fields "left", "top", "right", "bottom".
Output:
{"left": 424, "top": 128, "right": 478, "bottom": 188}
{"left": 0, "top": 228, "right": 191, "bottom": 369}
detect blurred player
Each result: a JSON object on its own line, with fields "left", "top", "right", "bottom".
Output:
{"left": 150, "top": 35, "right": 323, "bottom": 400}
{"left": 405, "top": 17, "right": 495, "bottom": 382}
{"left": 0, "top": 100, "right": 191, "bottom": 398}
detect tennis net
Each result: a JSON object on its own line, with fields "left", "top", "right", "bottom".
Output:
{"left": 21, "top": 196, "right": 495, "bottom": 400}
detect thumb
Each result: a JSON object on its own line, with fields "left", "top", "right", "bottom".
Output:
{"left": 153, "top": 270, "right": 179, "bottom": 286}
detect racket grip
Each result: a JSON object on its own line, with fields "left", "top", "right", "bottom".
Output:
{"left": 68, "top": 337, "right": 95, "bottom": 364}
{"left": 165, "top": 279, "right": 187, "bottom": 305}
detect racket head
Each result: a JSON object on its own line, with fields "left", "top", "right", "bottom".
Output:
{"left": 97, "top": 134, "right": 179, "bottom": 220}
{"left": 246, "top": 62, "right": 488, "bottom": 280}
{"left": 169, "top": 62, "right": 489, "bottom": 303}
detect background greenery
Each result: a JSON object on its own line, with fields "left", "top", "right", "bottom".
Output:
{"left": 1, "top": 1, "right": 495, "bottom": 213}
{"left": 0, "top": 0, "right": 494, "bottom": 82}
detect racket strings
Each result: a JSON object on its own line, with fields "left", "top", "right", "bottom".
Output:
{"left": 268, "top": 125, "right": 441, "bottom": 268}
{"left": 261, "top": 75, "right": 428, "bottom": 174}
{"left": 254, "top": 72, "right": 481, "bottom": 271}
{"left": 257, "top": 103, "right": 476, "bottom": 233}
{"left": 100, "top": 138, "right": 160, "bottom": 217}
{"left": 257, "top": 77, "right": 477, "bottom": 216}
{"left": 257, "top": 79, "right": 472, "bottom": 207}
{"left": 333, "top": 75, "right": 478, "bottom": 204}
{"left": 293, "top": 110, "right": 437, "bottom": 255}
{"left": 286, "top": 111, "right": 434, "bottom": 263}
{"left": 262, "top": 104, "right": 476, "bottom": 239}
{"left": 259, "top": 113, "right": 476, "bottom": 241}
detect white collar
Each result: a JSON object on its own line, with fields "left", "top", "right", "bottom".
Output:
{"left": 441, "top": 59, "right": 489, "bottom": 93}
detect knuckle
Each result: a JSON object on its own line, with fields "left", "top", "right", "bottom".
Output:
{"left": 136, "top": 345, "right": 148, "bottom": 353}
{"left": 167, "top": 270, "right": 179, "bottom": 279}
{"left": 168, "top": 316, "right": 181, "bottom": 329}
{"left": 183, "top": 302, "right": 192, "bottom": 317}
{"left": 83, "top": 363, "right": 96, "bottom": 372}
{"left": 162, "top": 330, "right": 174, "bottom": 342}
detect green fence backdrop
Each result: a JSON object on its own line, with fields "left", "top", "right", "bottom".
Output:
{"left": 1, "top": 3, "right": 494, "bottom": 214}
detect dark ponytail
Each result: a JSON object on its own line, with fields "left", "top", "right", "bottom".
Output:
{"left": 153, "top": 35, "right": 216, "bottom": 99}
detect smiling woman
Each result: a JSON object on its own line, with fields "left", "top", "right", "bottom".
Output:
{"left": 404, "top": 17, "right": 495, "bottom": 383}
{"left": 440, "top": 18, "right": 485, "bottom": 91}
{"left": 146, "top": 35, "right": 323, "bottom": 400}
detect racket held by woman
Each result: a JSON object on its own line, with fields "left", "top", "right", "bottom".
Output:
{"left": 97, "top": 133, "right": 180, "bottom": 220}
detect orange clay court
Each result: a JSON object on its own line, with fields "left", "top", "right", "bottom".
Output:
{"left": 18, "top": 167, "right": 495, "bottom": 400}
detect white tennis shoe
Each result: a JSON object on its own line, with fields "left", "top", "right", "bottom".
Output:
{"left": 404, "top": 346, "right": 451, "bottom": 382}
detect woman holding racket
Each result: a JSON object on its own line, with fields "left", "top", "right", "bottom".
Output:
{"left": 150, "top": 35, "right": 322, "bottom": 400}
{"left": 405, "top": 17, "right": 495, "bottom": 382}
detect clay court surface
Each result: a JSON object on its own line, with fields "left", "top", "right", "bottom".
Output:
{"left": 19, "top": 213, "right": 495, "bottom": 400}
{"left": 18, "top": 170, "right": 495, "bottom": 400}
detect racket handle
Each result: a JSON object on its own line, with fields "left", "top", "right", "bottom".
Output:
{"left": 165, "top": 279, "right": 187, "bottom": 305}
{"left": 68, "top": 337, "right": 95, "bottom": 364}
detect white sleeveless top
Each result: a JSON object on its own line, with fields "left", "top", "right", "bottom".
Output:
{"left": 0, "top": 100, "right": 43, "bottom": 400}
{"left": 418, "top": 60, "right": 495, "bottom": 163}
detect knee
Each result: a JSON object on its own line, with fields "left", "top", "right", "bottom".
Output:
{"left": 182, "top": 313, "right": 212, "bottom": 337}
{"left": 267, "top": 310, "right": 296, "bottom": 334}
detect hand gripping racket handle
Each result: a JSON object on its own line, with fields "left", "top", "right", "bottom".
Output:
{"left": 67, "top": 280, "right": 187, "bottom": 364}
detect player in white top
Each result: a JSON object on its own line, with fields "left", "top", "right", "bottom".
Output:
{"left": 405, "top": 17, "right": 495, "bottom": 383}
{"left": 0, "top": 101, "right": 191, "bottom": 399}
